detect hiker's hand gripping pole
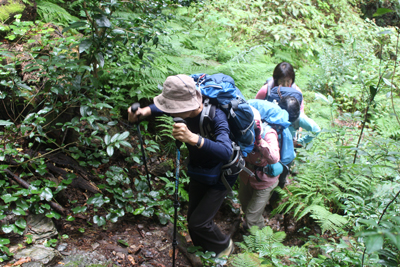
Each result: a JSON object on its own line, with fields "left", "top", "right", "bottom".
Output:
{"left": 173, "top": 117, "right": 186, "bottom": 149}
{"left": 172, "top": 117, "right": 185, "bottom": 267}
{"left": 131, "top": 103, "right": 152, "bottom": 191}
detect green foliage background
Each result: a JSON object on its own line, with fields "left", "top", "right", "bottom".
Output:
{"left": 0, "top": 0, "right": 400, "bottom": 266}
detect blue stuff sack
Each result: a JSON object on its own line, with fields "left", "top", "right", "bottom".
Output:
{"left": 249, "top": 99, "right": 295, "bottom": 167}
{"left": 191, "top": 73, "right": 255, "bottom": 157}
{"left": 264, "top": 162, "right": 284, "bottom": 177}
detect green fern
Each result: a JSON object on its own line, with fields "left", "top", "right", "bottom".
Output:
{"left": 298, "top": 204, "right": 348, "bottom": 233}
{"left": 36, "top": 0, "right": 78, "bottom": 25}
{"left": 155, "top": 115, "right": 175, "bottom": 156}
{"left": 230, "top": 253, "right": 268, "bottom": 267}
{"left": 231, "top": 226, "right": 308, "bottom": 266}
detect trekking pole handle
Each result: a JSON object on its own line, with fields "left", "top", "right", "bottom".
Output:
{"left": 173, "top": 117, "right": 186, "bottom": 149}
{"left": 131, "top": 102, "right": 141, "bottom": 117}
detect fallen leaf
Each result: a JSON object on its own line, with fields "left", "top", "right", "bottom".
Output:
{"left": 13, "top": 257, "right": 31, "bottom": 266}
{"left": 127, "top": 255, "right": 135, "bottom": 265}
{"left": 168, "top": 248, "right": 178, "bottom": 259}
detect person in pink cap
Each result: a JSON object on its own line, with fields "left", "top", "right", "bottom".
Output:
{"left": 128, "top": 74, "right": 235, "bottom": 258}
{"left": 238, "top": 107, "right": 280, "bottom": 230}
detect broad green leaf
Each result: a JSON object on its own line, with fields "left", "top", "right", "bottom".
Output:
{"left": 15, "top": 218, "right": 27, "bottom": 229}
{"left": 93, "top": 215, "right": 106, "bottom": 226}
{"left": 0, "top": 238, "right": 10, "bottom": 245}
{"left": 62, "top": 21, "right": 87, "bottom": 33}
{"left": 157, "top": 212, "right": 170, "bottom": 225}
{"left": 107, "top": 146, "right": 114, "bottom": 156}
{"left": 365, "top": 234, "right": 383, "bottom": 253}
{"left": 373, "top": 8, "right": 393, "bottom": 17}
{"left": 104, "top": 134, "right": 111, "bottom": 145}
{"left": 133, "top": 206, "right": 145, "bottom": 215}
{"left": 111, "top": 133, "right": 120, "bottom": 143}
{"left": 37, "top": 106, "right": 52, "bottom": 115}
{"left": 106, "top": 213, "right": 119, "bottom": 223}
{"left": 118, "top": 131, "right": 129, "bottom": 141}
{"left": 96, "top": 52, "right": 104, "bottom": 68}
{"left": 79, "top": 39, "right": 92, "bottom": 54}
{"left": 95, "top": 15, "right": 111, "bottom": 28}
{"left": 87, "top": 195, "right": 105, "bottom": 207}
{"left": 66, "top": 216, "right": 75, "bottom": 221}
{"left": 40, "top": 188, "right": 53, "bottom": 201}
{"left": 315, "top": 93, "right": 332, "bottom": 104}
{"left": 378, "top": 30, "right": 392, "bottom": 35}
{"left": 80, "top": 105, "right": 89, "bottom": 117}
{"left": 383, "top": 78, "right": 394, "bottom": 88}
{"left": 120, "top": 141, "right": 132, "bottom": 148}
{"left": 95, "top": 103, "right": 113, "bottom": 109}
{"left": 71, "top": 206, "right": 87, "bottom": 214}
{"left": 46, "top": 211, "right": 61, "bottom": 219}
{"left": 12, "top": 207, "right": 26, "bottom": 216}
{"left": 118, "top": 239, "right": 129, "bottom": 247}
{"left": 17, "top": 82, "right": 32, "bottom": 91}
{"left": 112, "top": 29, "right": 125, "bottom": 34}
{"left": 1, "top": 194, "right": 18, "bottom": 203}
{"left": 0, "top": 120, "right": 13, "bottom": 126}
{"left": 2, "top": 225, "right": 14, "bottom": 234}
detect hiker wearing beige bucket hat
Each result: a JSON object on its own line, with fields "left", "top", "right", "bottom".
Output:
{"left": 238, "top": 106, "right": 281, "bottom": 230}
{"left": 128, "top": 74, "right": 236, "bottom": 258}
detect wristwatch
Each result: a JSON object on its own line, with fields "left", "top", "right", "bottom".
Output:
{"left": 196, "top": 135, "right": 203, "bottom": 148}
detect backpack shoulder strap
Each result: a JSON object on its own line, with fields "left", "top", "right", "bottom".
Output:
{"left": 264, "top": 78, "right": 274, "bottom": 100}
{"left": 199, "top": 98, "right": 216, "bottom": 139}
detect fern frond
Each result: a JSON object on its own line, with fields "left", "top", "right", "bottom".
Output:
{"left": 155, "top": 115, "right": 174, "bottom": 140}
{"left": 230, "top": 253, "right": 263, "bottom": 267}
{"left": 36, "top": 0, "right": 78, "bottom": 24}
{"left": 298, "top": 204, "right": 347, "bottom": 233}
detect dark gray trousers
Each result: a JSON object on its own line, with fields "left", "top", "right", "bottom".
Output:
{"left": 187, "top": 179, "right": 230, "bottom": 255}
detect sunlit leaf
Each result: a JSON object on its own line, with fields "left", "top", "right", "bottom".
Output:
{"left": 373, "top": 8, "right": 393, "bottom": 17}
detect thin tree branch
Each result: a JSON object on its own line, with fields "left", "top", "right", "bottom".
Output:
{"left": 4, "top": 169, "right": 65, "bottom": 214}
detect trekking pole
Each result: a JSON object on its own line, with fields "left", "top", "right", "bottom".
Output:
{"left": 172, "top": 117, "right": 185, "bottom": 267}
{"left": 130, "top": 103, "right": 152, "bottom": 191}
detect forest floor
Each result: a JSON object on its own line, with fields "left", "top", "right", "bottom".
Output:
{"left": 49, "top": 196, "right": 312, "bottom": 267}
{"left": 4, "top": 183, "right": 318, "bottom": 267}
{"left": 2, "top": 126, "right": 322, "bottom": 267}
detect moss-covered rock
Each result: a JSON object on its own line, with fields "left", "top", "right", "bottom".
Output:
{"left": 0, "top": 0, "right": 25, "bottom": 22}
{"left": 0, "top": 0, "right": 36, "bottom": 23}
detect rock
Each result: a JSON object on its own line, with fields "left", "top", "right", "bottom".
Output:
{"left": 91, "top": 242, "right": 100, "bottom": 250}
{"left": 22, "top": 262, "right": 44, "bottom": 267}
{"left": 57, "top": 243, "right": 68, "bottom": 252}
{"left": 26, "top": 214, "right": 58, "bottom": 242}
{"left": 14, "top": 245, "right": 62, "bottom": 266}
{"left": 116, "top": 252, "right": 125, "bottom": 259}
{"left": 149, "top": 159, "right": 174, "bottom": 176}
{"left": 53, "top": 248, "right": 109, "bottom": 267}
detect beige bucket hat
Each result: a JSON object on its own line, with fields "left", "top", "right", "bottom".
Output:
{"left": 154, "top": 75, "right": 202, "bottom": 113}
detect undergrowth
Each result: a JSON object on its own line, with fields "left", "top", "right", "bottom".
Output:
{"left": 0, "top": 0, "right": 400, "bottom": 266}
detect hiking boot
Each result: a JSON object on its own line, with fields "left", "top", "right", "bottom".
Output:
{"left": 216, "top": 239, "right": 234, "bottom": 258}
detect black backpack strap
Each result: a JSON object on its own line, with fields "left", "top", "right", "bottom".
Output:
{"left": 265, "top": 79, "right": 273, "bottom": 100}
{"left": 221, "top": 143, "right": 255, "bottom": 195}
{"left": 199, "top": 98, "right": 216, "bottom": 139}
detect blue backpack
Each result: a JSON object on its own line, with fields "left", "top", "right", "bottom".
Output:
{"left": 248, "top": 99, "right": 295, "bottom": 177}
{"left": 191, "top": 73, "right": 255, "bottom": 157}
{"left": 264, "top": 77, "right": 303, "bottom": 106}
